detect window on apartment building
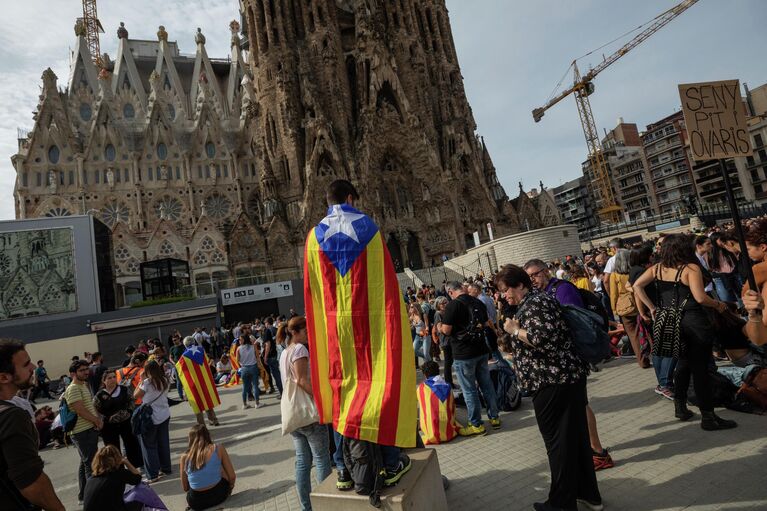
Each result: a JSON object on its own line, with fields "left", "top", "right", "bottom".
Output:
{"left": 759, "top": 150, "right": 767, "bottom": 163}
{"left": 755, "top": 134, "right": 764, "bottom": 148}
{"left": 751, "top": 169, "right": 760, "bottom": 182}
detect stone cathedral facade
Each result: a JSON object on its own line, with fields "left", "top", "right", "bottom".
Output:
{"left": 11, "top": 1, "right": 559, "bottom": 305}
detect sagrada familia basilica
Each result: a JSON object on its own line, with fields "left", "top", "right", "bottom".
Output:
{"left": 11, "top": 0, "right": 560, "bottom": 304}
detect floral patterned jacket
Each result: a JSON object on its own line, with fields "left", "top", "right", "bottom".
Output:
{"left": 510, "top": 289, "right": 589, "bottom": 392}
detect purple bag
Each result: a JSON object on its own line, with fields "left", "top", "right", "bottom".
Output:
{"left": 124, "top": 483, "right": 169, "bottom": 510}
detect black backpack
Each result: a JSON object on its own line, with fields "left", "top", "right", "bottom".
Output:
{"left": 550, "top": 280, "right": 609, "bottom": 329}
{"left": 454, "top": 295, "right": 488, "bottom": 344}
{"left": 342, "top": 438, "right": 385, "bottom": 508}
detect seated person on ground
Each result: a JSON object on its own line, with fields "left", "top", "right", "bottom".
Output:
{"left": 181, "top": 425, "right": 236, "bottom": 511}
{"left": 83, "top": 445, "right": 142, "bottom": 511}
{"left": 417, "top": 361, "right": 463, "bottom": 445}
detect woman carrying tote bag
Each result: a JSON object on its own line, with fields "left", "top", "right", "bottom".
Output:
{"left": 278, "top": 316, "right": 332, "bottom": 511}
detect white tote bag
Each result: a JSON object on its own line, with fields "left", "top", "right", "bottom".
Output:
{"left": 280, "top": 345, "right": 320, "bottom": 435}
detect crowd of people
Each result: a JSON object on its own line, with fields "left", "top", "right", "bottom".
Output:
{"left": 3, "top": 210, "right": 767, "bottom": 511}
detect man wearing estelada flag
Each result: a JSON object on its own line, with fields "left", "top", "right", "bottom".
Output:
{"left": 176, "top": 339, "right": 220, "bottom": 426}
{"left": 304, "top": 179, "right": 416, "bottom": 488}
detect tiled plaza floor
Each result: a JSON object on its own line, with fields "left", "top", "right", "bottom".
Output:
{"left": 44, "top": 359, "right": 767, "bottom": 510}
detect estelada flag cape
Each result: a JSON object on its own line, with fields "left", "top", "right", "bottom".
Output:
{"left": 175, "top": 345, "right": 221, "bottom": 414}
{"left": 225, "top": 341, "right": 241, "bottom": 387}
{"left": 417, "top": 377, "right": 461, "bottom": 445}
{"left": 304, "top": 203, "right": 417, "bottom": 448}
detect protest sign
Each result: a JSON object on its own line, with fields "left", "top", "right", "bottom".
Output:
{"left": 678, "top": 79, "right": 753, "bottom": 161}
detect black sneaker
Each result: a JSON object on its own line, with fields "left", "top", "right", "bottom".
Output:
{"left": 384, "top": 455, "right": 412, "bottom": 487}
{"left": 336, "top": 469, "right": 353, "bottom": 491}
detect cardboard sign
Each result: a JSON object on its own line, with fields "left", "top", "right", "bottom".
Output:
{"left": 678, "top": 79, "right": 753, "bottom": 161}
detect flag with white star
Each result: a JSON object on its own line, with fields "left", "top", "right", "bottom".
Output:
{"left": 304, "top": 203, "right": 417, "bottom": 448}
{"left": 176, "top": 345, "right": 220, "bottom": 414}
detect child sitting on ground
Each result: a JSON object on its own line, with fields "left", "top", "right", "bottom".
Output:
{"left": 417, "top": 361, "right": 463, "bottom": 445}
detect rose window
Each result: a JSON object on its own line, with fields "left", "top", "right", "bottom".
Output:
{"left": 45, "top": 208, "right": 71, "bottom": 217}
{"left": 211, "top": 250, "right": 226, "bottom": 264}
{"left": 0, "top": 254, "right": 12, "bottom": 275}
{"left": 200, "top": 236, "right": 216, "bottom": 251}
{"left": 159, "top": 240, "right": 175, "bottom": 256}
{"left": 155, "top": 197, "right": 183, "bottom": 221}
{"left": 114, "top": 245, "right": 130, "bottom": 261}
{"left": 205, "top": 195, "right": 232, "bottom": 219}
{"left": 101, "top": 202, "right": 130, "bottom": 227}
{"left": 125, "top": 258, "right": 140, "bottom": 274}
{"left": 193, "top": 251, "right": 208, "bottom": 265}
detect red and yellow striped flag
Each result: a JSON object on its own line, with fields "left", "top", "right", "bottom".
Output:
{"left": 225, "top": 341, "right": 241, "bottom": 387}
{"left": 175, "top": 345, "right": 220, "bottom": 414}
{"left": 417, "top": 378, "right": 461, "bottom": 445}
{"left": 304, "top": 204, "right": 416, "bottom": 448}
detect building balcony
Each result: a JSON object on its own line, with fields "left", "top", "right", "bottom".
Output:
{"left": 649, "top": 153, "right": 686, "bottom": 170}
{"left": 621, "top": 188, "right": 647, "bottom": 200}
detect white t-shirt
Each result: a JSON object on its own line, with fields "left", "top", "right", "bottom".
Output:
{"left": 139, "top": 379, "right": 170, "bottom": 425}
{"left": 555, "top": 269, "right": 566, "bottom": 280}
{"left": 591, "top": 275, "right": 604, "bottom": 293}
{"left": 604, "top": 255, "right": 616, "bottom": 274}
{"left": 279, "top": 343, "right": 310, "bottom": 391}
{"left": 238, "top": 343, "right": 257, "bottom": 367}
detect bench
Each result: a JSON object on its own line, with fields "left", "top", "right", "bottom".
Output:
{"left": 311, "top": 448, "right": 449, "bottom": 511}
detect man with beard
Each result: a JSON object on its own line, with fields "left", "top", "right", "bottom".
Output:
{"left": 0, "top": 340, "right": 64, "bottom": 510}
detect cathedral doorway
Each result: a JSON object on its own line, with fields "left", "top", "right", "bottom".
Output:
{"left": 406, "top": 232, "right": 423, "bottom": 270}
{"left": 387, "top": 233, "right": 403, "bottom": 272}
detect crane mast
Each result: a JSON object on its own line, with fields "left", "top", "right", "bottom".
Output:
{"left": 532, "top": 0, "right": 700, "bottom": 223}
{"left": 79, "top": 0, "right": 104, "bottom": 68}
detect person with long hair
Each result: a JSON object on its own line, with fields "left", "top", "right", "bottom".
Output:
{"left": 633, "top": 234, "right": 737, "bottom": 430}
{"left": 83, "top": 445, "right": 142, "bottom": 511}
{"left": 236, "top": 326, "right": 262, "bottom": 410}
{"left": 93, "top": 370, "right": 143, "bottom": 469}
{"left": 133, "top": 360, "right": 171, "bottom": 482}
{"left": 494, "top": 265, "right": 601, "bottom": 511}
{"left": 709, "top": 231, "right": 741, "bottom": 303}
{"left": 571, "top": 265, "right": 594, "bottom": 291}
{"left": 278, "top": 316, "right": 332, "bottom": 511}
{"left": 609, "top": 249, "right": 649, "bottom": 368}
{"left": 409, "top": 304, "right": 430, "bottom": 366}
{"left": 433, "top": 296, "right": 454, "bottom": 387}
{"left": 180, "top": 425, "right": 235, "bottom": 511}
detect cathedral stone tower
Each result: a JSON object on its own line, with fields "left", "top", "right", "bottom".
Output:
{"left": 239, "top": 0, "right": 538, "bottom": 269}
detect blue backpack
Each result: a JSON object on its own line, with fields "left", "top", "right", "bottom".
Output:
{"left": 559, "top": 305, "right": 612, "bottom": 365}
{"left": 58, "top": 398, "right": 78, "bottom": 433}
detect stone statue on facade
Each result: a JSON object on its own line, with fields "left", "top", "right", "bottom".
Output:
{"left": 157, "top": 26, "right": 168, "bottom": 42}
{"left": 106, "top": 168, "right": 115, "bottom": 188}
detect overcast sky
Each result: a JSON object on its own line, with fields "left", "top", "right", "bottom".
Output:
{"left": 0, "top": 0, "right": 765, "bottom": 220}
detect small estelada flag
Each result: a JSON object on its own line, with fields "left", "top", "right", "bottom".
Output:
{"left": 225, "top": 341, "right": 241, "bottom": 387}
{"left": 418, "top": 377, "right": 462, "bottom": 445}
{"left": 304, "top": 204, "right": 417, "bottom": 448}
{"left": 175, "top": 345, "right": 220, "bottom": 414}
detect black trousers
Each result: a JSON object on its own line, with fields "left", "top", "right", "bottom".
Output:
{"left": 674, "top": 315, "right": 714, "bottom": 412}
{"left": 187, "top": 478, "right": 231, "bottom": 511}
{"left": 101, "top": 419, "right": 143, "bottom": 468}
{"left": 533, "top": 379, "right": 601, "bottom": 509}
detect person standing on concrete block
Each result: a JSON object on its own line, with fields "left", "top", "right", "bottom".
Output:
{"left": 304, "top": 179, "right": 417, "bottom": 495}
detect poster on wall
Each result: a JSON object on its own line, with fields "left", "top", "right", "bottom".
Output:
{"left": 0, "top": 228, "right": 78, "bottom": 320}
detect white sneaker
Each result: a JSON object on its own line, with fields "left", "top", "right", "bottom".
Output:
{"left": 577, "top": 499, "right": 604, "bottom": 511}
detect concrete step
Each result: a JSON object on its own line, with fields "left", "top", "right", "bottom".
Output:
{"left": 311, "top": 448, "right": 448, "bottom": 511}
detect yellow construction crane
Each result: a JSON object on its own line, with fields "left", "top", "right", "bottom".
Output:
{"left": 533, "top": 0, "right": 699, "bottom": 224}
{"left": 78, "top": 0, "right": 105, "bottom": 67}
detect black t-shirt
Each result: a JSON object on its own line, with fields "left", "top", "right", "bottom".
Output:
{"left": 262, "top": 326, "right": 278, "bottom": 359}
{"left": 88, "top": 363, "right": 107, "bottom": 395}
{"left": 0, "top": 401, "right": 45, "bottom": 510}
{"left": 83, "top": 468, "right": 141, "bottom": 511}
{"left": 442, "top": 294, "right": 489, "bottom": 361}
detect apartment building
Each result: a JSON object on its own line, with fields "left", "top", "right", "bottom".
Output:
{"left": 553, "top": 176, "right": 597, "bottom": 234}
{"left": 641, "top": 111, "right": 696, "bottom": 215}
{"left": 602, "top": 121, "right": 657, "bottom": 221}
{"left": 734, "top": 83, "right": 767, "bottom": 205}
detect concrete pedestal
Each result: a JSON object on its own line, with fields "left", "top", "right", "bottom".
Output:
{"left": 311, "top": 448, "right": 448, "bottom": 511}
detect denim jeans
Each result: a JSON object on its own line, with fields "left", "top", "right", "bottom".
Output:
{"left": 265, "top": 357, "right": 283, "bottom": 395}
{"left": 453, "top": 354, "right": 499, "bottom": 426}
{"left": 241, "top": 364, "right": 260, "bottom": 404}
{"left": 140, "top": 418, "right": 171, "bottom": 479}
{"left": 72, "top": 427, "right": 100, "bottom": 500}
{"left": 713, "top": 276, "right": 741, "bottom": 305}
{"left": 333, "top": 429, "right": 345, "bottom": 471}
{"left": 413, "top": 336, "right": 432, "bottom": 365}
{"left": 653, "top": 356, "right": 677, "bottom": 389}
{"left": 174, "top": 366, "right": 185, "bottom": 400}
{"left": 292, "top": 423, "right": 332, "bottom": 511}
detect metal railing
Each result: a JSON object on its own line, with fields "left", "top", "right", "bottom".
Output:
{"left": 177, "top": 268, "right": 304, "bottom": 299}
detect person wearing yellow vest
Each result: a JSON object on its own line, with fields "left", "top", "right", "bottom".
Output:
{"left": 64, "top": 359, "right": 103, "bottom": 504}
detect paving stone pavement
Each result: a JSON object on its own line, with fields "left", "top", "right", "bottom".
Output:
{"left": 42, "top": 359, "right": 767, "bottom": 510}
